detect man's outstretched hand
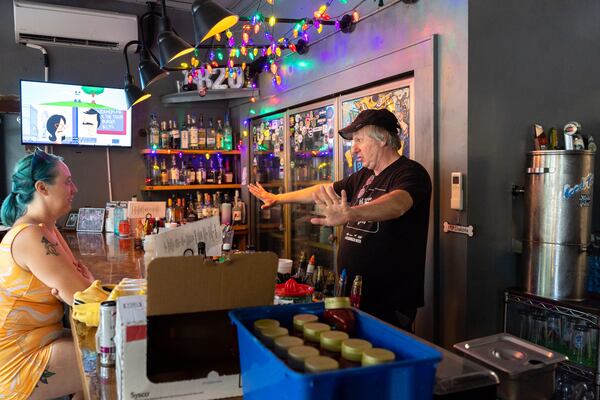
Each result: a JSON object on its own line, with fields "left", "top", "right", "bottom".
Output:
{"left": 310, "top": 186, "right": 353, "bottom": 227}
{"left": 248, "top": 182, "right": 280, "bottom": 209}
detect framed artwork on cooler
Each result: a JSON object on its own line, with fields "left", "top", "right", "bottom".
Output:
{"left": 63, "top": 211, "right": 79, "bottom": 230}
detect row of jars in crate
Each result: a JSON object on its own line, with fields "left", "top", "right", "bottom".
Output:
{"left": 516, "top": 307, "right": 598, "bottom": 368}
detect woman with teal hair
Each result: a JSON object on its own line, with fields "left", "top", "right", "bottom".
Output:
{"left": 0, "top": 148, "right": 93, "bottom": 399}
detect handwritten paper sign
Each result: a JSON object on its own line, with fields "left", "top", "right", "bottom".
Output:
{"left": 127, "top": 201, "right": 166, "bottom": 219}
{"left": 153, "top": 216, "right": 222, "bottom": 257}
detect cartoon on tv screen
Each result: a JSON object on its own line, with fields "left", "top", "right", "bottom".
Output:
{"left": 20, "top": 80, "right": 132, "bottom": 147}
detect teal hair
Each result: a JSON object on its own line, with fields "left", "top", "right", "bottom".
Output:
{"left": 1, "top": 151, "right": 63, "bottom": 226}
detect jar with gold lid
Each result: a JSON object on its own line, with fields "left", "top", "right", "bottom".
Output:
{"left": 254, "top": 319, "right": 280, "bottom": 336}
{"left": 304, "top": 355, "right": 339, "bottom": 373}
{"left": 287, "top": 345, "right": 320, "bottom": 371}
{"left": 319, "top": 330, "right": 349, "bottom": 359}
{"left": 323, "top": 297, "right": 355, "bottom": 334}
{"left": 303, "top": 322, "right": 331, "bottom": 348}
{"left": 292, "top": 313, "right": 319, "bottom": 337}
{"left": 361, "top": 348, "right": 396, "bottom": 366}
{"left": 273, "top": 335, "right": 304, "bottom": 358}
{"left": 261, "top": 326, "right": 289, "bottom": 348}
{"left": 340, "top": 338, "right": 372, "bottom": 369}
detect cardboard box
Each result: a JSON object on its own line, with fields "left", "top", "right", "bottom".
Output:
{"left": 115, "top": 252, "right": 278, "bottom": 400}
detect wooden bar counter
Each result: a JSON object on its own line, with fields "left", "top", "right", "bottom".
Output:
{"left": 66, "top": 231, "right": 144, "bottom": 400}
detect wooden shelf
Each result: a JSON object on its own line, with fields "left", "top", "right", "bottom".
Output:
{"left": 142, "top": 184, "right": 241, "bottom": 191}
{"left": 140, "top": 149, "right": 241, "bottom": 155}
{"left": 161, "top": 88, "right": 255, "bottom": 104}
{"left": 259, "top": 223, "right": 281, "bottom": 230}
{"left": 233, "top": 225, "right": 248, "bottom": 232}
{"left": 254, "top": 151, "right": 279, "bottom": 155}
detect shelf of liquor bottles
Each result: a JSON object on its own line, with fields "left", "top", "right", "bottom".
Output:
{"left": 140, "top": 149, "right": 241, "bottom": 156}
{"left": 141, "top": 184, "right": 242, "bottom": 191}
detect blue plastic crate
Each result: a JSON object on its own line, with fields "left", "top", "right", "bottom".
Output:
{"left": 229, "top": 302, "right": 441, "bottom": 400}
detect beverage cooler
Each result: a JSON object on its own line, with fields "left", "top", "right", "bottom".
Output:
{"left": 248, "top": 78, "right": 414, "bottom": 274}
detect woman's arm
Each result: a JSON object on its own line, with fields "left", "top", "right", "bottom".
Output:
{"left": 12, "top": 226, "right": 91, "bottom": 305}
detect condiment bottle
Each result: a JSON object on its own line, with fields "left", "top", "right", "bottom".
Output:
{"left": 261, "top": 327, "right": 289, "bottom": 348}
{"left": 319, "top": 330, "right": 349, "bottom": 359}
{"left": 287, "top": 345, "right": 320, "bottom": 371}
{"left": 340, "top": 339, "right": 372, "bottom": 369}
{"left": 350, "top": 275, "right": 362, "bottom": 308}
{"left": 254, "top": 319, "right": 280, "bottom": 337}
{"left": 304, "top": 355, "right": 339, "bottom": 373}
{"left": 303, "top": 322, "right": 331, "bottom": 348}
{"left": 323, "top": 297, "right": 356, "bottom": 334}
{"left": 361, "top": 348, "right": 396, "bottom": 366}
{"left": 273, "top": 336, "right": 304, "bottom": 358}
{"left": 292, "top": 314, "right": 319, "bottom": 337}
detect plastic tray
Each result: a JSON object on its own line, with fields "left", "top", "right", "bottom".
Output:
{"left": 229, "top": 302, "right": 441, "bottom": 400}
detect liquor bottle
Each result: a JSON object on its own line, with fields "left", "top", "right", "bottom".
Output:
{"left": 324, "top": 271, "right": 336, "bottom": 297}
{"left": 312, "top": 266, "right": 325, "bottom": 301}
{"left": 180, "top": 117, "right": 190, "bottom": 150}
{"left": 206, "top": 118, "right": 216, "bottom": 150}
{"left": 174, "top": 198, "right": 184, "bottom": 223}
{"left": 262, "top": 200, "right": 271, "bottom": 221}
{"left": 203, "top": 193, "right": 212, "bottom": 218}
{"left": 198, "top": 115, "right": 207, "bottom": 150}
{"left": 220, "top": 193, "right": 232, "bottom": 225}
{"left": 148, "top": 113, "right": 160, "bottom": 149}
{"left": 178, "top": 160, "right": 186, "bottom": 185}
{"left": 186, "top": 193, "right": 198, "bottom": 221}
{"left": 189, "top": 115, "right": 199, "bottom": 149}
{"left": 216, "top": 119, "right": 224, "bottom": 150}
{"left": 305, "top": 255, "right": 316, "bottom": 285}
{"left": 216, "top": 158, "right": 223, "bottom": 184}
{"left": 206, "top": 158, "right": 215, "bottom": 184}
{"left": 295, "top": 251, "right": 307, "bottom": 283}
{"left": 186, "top": 161, "right": 196, "bottom": 185}
{"left": 166, "top": 197, "right": 174, "bottom": 223}
{"left": 224, "top": 159, "right": 234, "bottom": 183}
{"left": 212, "top": 193, "right": 221, "bottom": 218}
{"left": 223, "top": 113, "right": 233, "bottom": 151}
{"left": 151, "top": 156, "right": 160, "bottom": 185}
{"left": 350, "top": 275, "right": 363, "bottom": 308}
{"left": 196, "top": 191, "right": 202, "bottom": 219}
{"left": 160, "top": 120, "right": 170, "bottom": 149}
{"left": 197, "top": 159, "right": 206, "bottom": 184}
{"left": 169, "top": 155, "right": 180, "bottom": 185}
{"left": 171, "top": 119, "right": 181, "bottom": 149}
{"left": 233, "top": 190, "right": 243, "bottom": 223}
{"left": 160, "top": 158, "right": 168, "bottom": 185}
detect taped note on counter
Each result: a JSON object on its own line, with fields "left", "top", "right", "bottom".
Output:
{"left": 152, "top": 216, "right": 222, "bottom": 257}
{"left": 127, "top": 201, "right": 166, "bottom": 219}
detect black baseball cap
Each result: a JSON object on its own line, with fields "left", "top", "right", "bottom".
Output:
{"left": 338, "top": 108, "right": 401, "bottom": 140}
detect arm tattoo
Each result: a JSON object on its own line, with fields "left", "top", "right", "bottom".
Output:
{"left": 41, "top": 236, "right": 59, "bottom": 256}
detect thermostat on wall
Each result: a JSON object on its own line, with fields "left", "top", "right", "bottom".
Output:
{"left": 451, "top": 172, "right": 463, "bottom": 210}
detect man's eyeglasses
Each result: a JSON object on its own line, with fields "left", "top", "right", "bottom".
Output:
{"left": 31, "top": 147, "right": 52, "bottom": 182}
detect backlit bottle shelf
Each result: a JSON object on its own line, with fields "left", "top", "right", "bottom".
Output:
{"left": 141, "top": 149, "right": 241, "bottom": 155}
{"left": 142, "top": 184, "right": 241, "bottom": 191}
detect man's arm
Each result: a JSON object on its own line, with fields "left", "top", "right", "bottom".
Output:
{"left": 310, "top": 185, "right": 413, "bottom": 226}
{"left": 248, "top": 182, "right": 333, "bottom": 209}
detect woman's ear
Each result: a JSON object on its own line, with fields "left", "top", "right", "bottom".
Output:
{"left": 35, "top": 180, "right": 48, "bottom": 195}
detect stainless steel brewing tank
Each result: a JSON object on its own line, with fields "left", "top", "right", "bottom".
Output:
{"left": 523, "top": 150, "right": 595, "bottom": 301}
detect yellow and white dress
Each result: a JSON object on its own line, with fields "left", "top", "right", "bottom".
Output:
{"left": 0, "top": 223, "right": 64, "bottom": 399}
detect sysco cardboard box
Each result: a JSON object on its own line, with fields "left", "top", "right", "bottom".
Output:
{"left": 115, "top": 252, "right": 278, "bottom": 399}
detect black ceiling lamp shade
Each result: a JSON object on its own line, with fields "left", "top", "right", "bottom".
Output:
{"left": 138, "top": 47, "right": 168, "bottom": 90}
{"left": 123, "top": 40, "right": 151, "bottom": 108}
{"left": 192, "top": 0, "right": 239, "bottom": 46}
{"left": 157, "top": 0, "right": 194, "bottom": 69}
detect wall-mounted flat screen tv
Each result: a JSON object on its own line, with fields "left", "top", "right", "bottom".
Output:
{"left": 20, "top": 80, "right": 132, "bottom": 147}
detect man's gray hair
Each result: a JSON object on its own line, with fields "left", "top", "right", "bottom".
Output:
{"left": 364, "top": 125, "right": 401, "bottom": 151}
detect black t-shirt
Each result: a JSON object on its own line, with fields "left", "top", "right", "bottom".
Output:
{"left": 333, "top": 156, "right": 431, "bottom": 311}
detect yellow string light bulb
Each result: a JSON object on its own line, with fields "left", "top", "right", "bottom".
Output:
{"left": 242, "top": 32, "right": 249, "bottom": 43}
{"left": 293, "top": 29, "right": 299, "bottom": 38}
{"left": 243, "top": 130, "right": 249, "bottom": 137}
{"left": 317, "top": 24, "right": 323, "bottom": 34}
{"left": 205, "top": 153, "right": 211, "bottom": 160}
{"left": 254, "top": 24, "right": 260, "bottom": 34}
{"left": 230, "top": 48, "right": 236, "bottom": 57}
{"left": 352, "top": 11, "right": 360, "bottom": 22}
{"left": 226, "top": 30, "right": 233, "bottom": 39}
{"left": 269, "top": 16, "right": 276, "bottom": 27}
{"left": 267, "top": 46, "right": 273, "bottom": 56}
{"left": 232, "top": 70, "right": 237, "bottom": 79}
{"left": 270, "top": 63, "right": 278, "bottom": 74}
{"left": 266, "top": 0, "right": 274, "bottom": 4}
{"left": 276, "top": 75, "right": 282, "bottom": 85}
{"left": 253, "top": 48, "right": 259, "bottom": 57}
{"left": 242, "top": 62, "right": 246, "bottom": 70}
{"left": 241, "top": 46, "right": 247, "bottom": 55}
{"left": 215, "top": 32, "right": 221, "bottom": 41}
{"left": 229, "top": 59, "right": 234, "bottom": 68}
{"left": 207, "top": 64, "right": 213, "bottom": 74}
{"left": 275, "top": 47, "right": 282, "bottom": 57}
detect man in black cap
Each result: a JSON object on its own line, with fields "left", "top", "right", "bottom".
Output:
{"left": 249, "top": 108, "right": 431, "bottom": 331}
